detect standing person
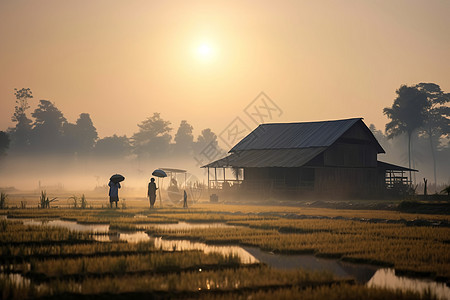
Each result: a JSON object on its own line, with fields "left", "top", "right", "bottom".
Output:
{"left": 108, "top": 180, "right": 121, "bottom": 208}
{"left": 148, "top": 178, "right": 158, "bottom": 208}
{"left": 183, "top": 190, "right": 188, "bottom": 208}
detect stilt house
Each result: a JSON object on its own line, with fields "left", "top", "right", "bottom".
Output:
{"left": 203, "top": 118, "right": 415, "bottom": 199}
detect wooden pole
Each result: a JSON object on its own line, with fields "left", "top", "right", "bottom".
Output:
{"left": 159, "top": 177, "right": 163, "bottom": 208}
{"left": 214, "top": 168, "right": 218, "bottom": 189}
{"left": 207, "top": 167, "right": 210, "bottom": 194}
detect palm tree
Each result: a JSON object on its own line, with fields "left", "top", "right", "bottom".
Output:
{"left": 415, "top": 83, "right": 450, "bottom": 191}
{"left": 383, "top": 85, "right": 429, "bottom": 184}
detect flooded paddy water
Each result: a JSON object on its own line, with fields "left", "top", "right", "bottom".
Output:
{"left": 3, "top": 216, "right": 449, "bottom": 299}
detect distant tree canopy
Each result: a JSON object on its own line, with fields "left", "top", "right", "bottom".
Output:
{"left": 415, "top": 83, "right": 450, "bottom": 140}
{"left": 384, "top": 85, "right": 429, "bottom": 140}
{"left": 194, "top": 128, "right": 220, "bottom": 154}
{"left": 0, "top": 131, "right": 10, "bottom": 156}
{"left": 94, "top": 135, "right": 131, "bottom": 157}
{"left": 132, "top": 113, "right": 172, "bottom": 159}
{"left": 4, "top": 88, "right": 222, "bottom": 161}
{"left": 9, "top": 88, "right": 33, "bottom": 152}
{"left": 415, "top": 83, "right": 450, "bottom": 187}
{"left": 30, "top": 100, "right": 67, "bottom": 153}
{"left": 384, "top": 82, "right": 449, "bottom": 187}
{"left": 11, "top": 88, "right": 32, "bottom": 123}
{"left": 63, "top": 113, "right": 98, "bottom": 154}
{"left": 173, "top": 120, "right": 194, "bottom": 156}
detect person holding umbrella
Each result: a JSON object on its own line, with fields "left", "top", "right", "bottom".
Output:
{"left": 147, "top": 178, "right": 158, "bottom": 208}
{"left": 109, "top": 174, "right": 124, "bottom": 208}
{"left": 152, "top": 169, "right": 167, "bottom": 208}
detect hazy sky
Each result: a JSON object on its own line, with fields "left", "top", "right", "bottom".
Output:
{"left": 1, "top": 0, "right": 449, "bottom": 147}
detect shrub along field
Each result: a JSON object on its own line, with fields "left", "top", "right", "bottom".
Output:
{"left": 0, "top": 202, "right": 448, "bottom": 299}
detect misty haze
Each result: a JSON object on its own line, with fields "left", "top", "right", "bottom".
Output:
{"left": 0, "top": 1, "right": 449, "bottom": 300}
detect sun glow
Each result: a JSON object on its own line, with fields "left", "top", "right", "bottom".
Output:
{"left": 195, "top": 42, "right": 214, "bottom": 61}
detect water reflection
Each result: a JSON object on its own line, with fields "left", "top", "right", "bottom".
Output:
{"left": 0, "top": 273, "right": 31, "bottom": 286}
{"left": 242, "top": 246, "right": 378, "bottom": 282}
{"left": 11, "top": 218, "right": 109, "bottom": 233}
{"left": 139, "top": 221, "right": 233, "bottom": 230}
{"left": 153, "top": 237, "right": 258, "bottom": 264}
{"left": 368, "top": 269, "right": 450, "bottom": 300}
{"left": 93, "top": 232, "right": 257, "bottom": 264}
{"left": 0, "top": 272, "right": 47, "bottom": 292}
{"left": 93, "top": 232, "right": 151, "bottom": 243}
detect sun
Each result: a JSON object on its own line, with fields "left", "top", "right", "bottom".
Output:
{"left": 195, "top": 42, "right": 214, "bottom": 61}
{"left": 198, "top": 44, "right": 211, "bottom": 56}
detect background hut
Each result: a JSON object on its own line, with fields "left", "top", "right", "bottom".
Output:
{"left": 203, "top": 118, "right": 416, "bottom": 199}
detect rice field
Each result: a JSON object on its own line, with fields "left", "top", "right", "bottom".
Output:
{"left": 0, "top": 198, "right": 448, "bottom": 299}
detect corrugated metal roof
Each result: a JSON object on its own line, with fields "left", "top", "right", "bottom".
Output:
{"left": 377, "top": 161, "right": 418, "bottom": 172}
{"left": 203, "top": 118, "right": 386, "bottom": 169}
{"left": 230, "top": 118, "right": 365, "bottom": 152}
{"left": 202, "top": 148, "right": 327, "bottom": 168}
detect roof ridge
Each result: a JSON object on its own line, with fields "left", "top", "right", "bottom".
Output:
{"left": 232, "top": 146, "right": 328, "bottom": 152}
{"left": 259, "top": 117, "right": 362, "bottom": 126}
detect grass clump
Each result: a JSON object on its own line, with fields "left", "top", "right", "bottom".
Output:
{"left": 0, "top": 192, "right": 8, "bottom": 209}
{"left": 68, "top": 194, "right": 88, "bottom": 209}
{"left": 39, "top": 191, "right": 57, "bottom": 209}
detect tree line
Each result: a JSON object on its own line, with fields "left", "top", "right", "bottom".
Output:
{"left": 0, "top": 88, "right": 222, "bottom": 159}
{"left": 381, "top": 82, "right": 449, "bottom": 188}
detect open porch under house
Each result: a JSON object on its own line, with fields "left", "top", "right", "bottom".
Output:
{"left": 205, "top": 166, "right": 244, "bottom": 193}
{"left": 377, "top": 161, "right": 416, "bottom": 193}
{"left": 203, "top": 160, "right": 417, "bottom": 198}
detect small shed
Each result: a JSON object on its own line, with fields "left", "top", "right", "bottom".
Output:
{"left": 202, "top": 118, "right": 416, "bottom": 199}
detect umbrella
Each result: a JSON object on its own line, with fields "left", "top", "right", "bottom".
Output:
{"left": 152, "top": 169, "right": 167, "bottom": 178}
{"left": 110, "top": 174, "right": 125, "bottom": 183}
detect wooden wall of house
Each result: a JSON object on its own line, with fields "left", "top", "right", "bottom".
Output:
{"left": 314, "top": 167, "right": 385, "bottom": 197}
{"left": 244, "top": 167, "right": 315, "bottom": 189}
{"left": 244, "top": 167, "right": 269, "bottom": 181}
{"left": 323, "top": 122, "right": 379, "bottom": 168}
{"left": 341, "top": 121, "right": 374, "bottom": 142}
{"left": 243, "top": 165, "right": 387, "bottom": 198}
{"left": 324, "top": 143, "right": 377, "bottom": 167}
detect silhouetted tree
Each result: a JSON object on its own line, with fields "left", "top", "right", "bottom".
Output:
{"left": 173, "top": 120, "right": 194, "bottom": 156}
{"left": 384, "top": 85, "right": 429, "bottom": 183}
{"left": 9, "top": 88, "right": 33, "bottom": 152}
{"left": 0, "top": 131, "right": 10, "bottom": 156}
{"left": 30, "top": 100, "right": 67, "bottom": 153}
{"left": 94, "top": 135, "right": 131, "bottom": 157}
{"left": 132, "top": 113, "right": 172, "bottom": 159}
{"left": 194, "top": 128, "right": 221, "bottom": 155}
{"left": 63, "top": 113, "right": 98, "bottom": 154}
{"left": 415, "top": 83, "right": 450, "bottom": 190}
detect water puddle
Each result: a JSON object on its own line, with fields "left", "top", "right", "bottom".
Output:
{"left": 93, "top": 233, "right": 257, "bottom": 264}
{"left": 368, "top": 269, "right": 449, "bottom": 300}
{"left": 93, "top": 231, "right": 151, "bottom": 243}
{"left": 152, "top": 237, "right": 258, "bottom": 264}
{"left": 12, "top": 218, "right": 109, "bottom": 233}
{"left": 0, "top": 273, "right": 47, "bottom": 293}
{"left": 242, "top": 246, "right": 378, "bottom": 282}
{"left": 0, "top": 272, "right": 31, "bottom": 286}
{"left": 139, "top": 221, "right": 233, "bottom": 230}
{"left": 9, "top": 217, "right": 232, "bottom": 233}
